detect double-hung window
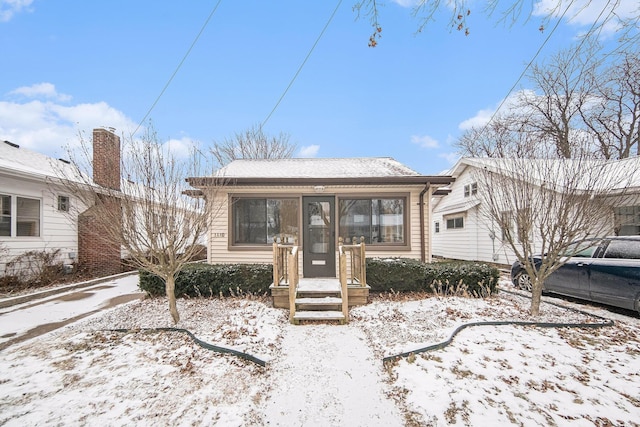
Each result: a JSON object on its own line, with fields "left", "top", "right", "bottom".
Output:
{"left": 0, "top": 194, "right": 41, "bottom": 237}
{"left": 338, "top": 197, "right": 406, "bottom": 245}
{"left": 232, "top": 197, "right": 298, "bottom": 245}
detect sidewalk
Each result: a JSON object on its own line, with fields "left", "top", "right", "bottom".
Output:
{"left": 0, "top": 271, "right": 138, "bottom": 309}
{"left": 0, "top": 273, "right": 144, "bottom": 350}
{"left": 263, "top": 323, "right": 403, "bottom": 426}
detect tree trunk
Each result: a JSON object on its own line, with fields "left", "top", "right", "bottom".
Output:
{"left": 166, "top": 275, "right": 180, "bottom": 324}
{"left": 530, "top": 278, "right": 543, "bottom": 316}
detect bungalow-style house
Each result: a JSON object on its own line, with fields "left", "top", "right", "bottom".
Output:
{"left": 0, "top": 129, "right": 124, "bottom": 279}
{"left": 432, "top": 157, "right": 640, "bottom": 266}
{"left": 188, "top": 158, "right": 454, "bottom": 279}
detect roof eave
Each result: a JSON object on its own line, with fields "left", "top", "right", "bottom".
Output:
{"left": 187, "top": 175, "right": 455, "bottom": 187}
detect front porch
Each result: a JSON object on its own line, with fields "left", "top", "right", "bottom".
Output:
{"left": 270, "top": 237, "right": 370, "bottom": 324}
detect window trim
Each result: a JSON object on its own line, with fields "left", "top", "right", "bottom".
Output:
{"left": 463, "top": 182, "right": 478, "bottom": 198}
{"left": 445, "top": 215, "right": 464, "bottom": 230}
{"left": 57, "top": 195, "right": 70, "bottom": 212}
{"left": 337, "top": 194, "right": 410, "bottom": 249}
{"left": 228, "top": 194, "right": 301, "bottom": 251}
{"left": 0, "top": 193, "right": 42, "bottom": 239}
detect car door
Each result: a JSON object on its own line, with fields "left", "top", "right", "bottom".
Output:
{"left": 588, "top": 239, "right": 640, "bottom": 311}
{"left": 544, "top": 240, "right": 600, "bottom": 299}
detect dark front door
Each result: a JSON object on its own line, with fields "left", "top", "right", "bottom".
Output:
{"left": 303, "top": 196, "right": 335, "bottom": 277}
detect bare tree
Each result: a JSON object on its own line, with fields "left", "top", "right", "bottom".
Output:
{"left": 579, "top": 51, "right": 640, "bottom": 159}
{"left": 61, "top": 127, "right": 220, "bottom": 323}
{"left": 353, "top": 0, "right": 638, "bottom": 46}
{"left": 472, "top": 153, "right": 636, "bottom": 315}
{"left": 517, "top": 42, "right": 601, "bottom": 159}
{"left": 211, "top": 125, "right": 296, "bottom": 168}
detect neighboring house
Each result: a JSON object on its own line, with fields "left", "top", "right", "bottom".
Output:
{"left": 0, "top": 128, "right": 123, "bottom": 278}
{"left": 432, "top": 157, "right": 640, "bottom": 266}
{"left": 187, "top": 158, "right": 453, "bottom": 278}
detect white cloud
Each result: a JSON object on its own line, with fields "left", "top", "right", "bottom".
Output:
{"left": 0, "top": 90, "right": 138, "bottom": 157}
{"left": 439, "top": 152, "right": 459, "bottom": 165}
{"left": 391, "top": 0, "right": 419, "bottom": 7}
{"left": 533, "top": 0, "right": 637, "bottom": 36}
{"left": 0, "top": 0, "right": 34, "bottom": 22}
{"left": 162, "top": 137, "right": 198, "bottom": 160}
{"left": 298, "top": 144, "right": 320, "bottom": 157}
{"left": 9, "top": 83, "right": 72, "bottom": 102}
{"left": 410, "top": 134, "right": 439, "bottom": 149}
{"left": 458, "top": 91, "right": 527, "bottom": 130}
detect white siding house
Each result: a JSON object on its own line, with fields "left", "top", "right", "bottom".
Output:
{"left": 0, "top": 140, "right": 88, "bottom": 275}
{"left": 188, "top": 158, "right": 453, "bottom": 278}
{"left": 432, "top": 157, "right": 640, "bottom": 266}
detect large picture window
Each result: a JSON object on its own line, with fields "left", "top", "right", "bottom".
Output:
{"left": 232, "top": 198, "right": 298, "bottom": 245}
{"left": 0, "top": 194, "right": 41, "bottom": 237}
{"left": 339, "top": 197, "right": 406, "bottom": 245}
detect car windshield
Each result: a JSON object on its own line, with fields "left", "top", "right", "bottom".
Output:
{"left": 563, "top": 241, "right": 600, "bottom": 258}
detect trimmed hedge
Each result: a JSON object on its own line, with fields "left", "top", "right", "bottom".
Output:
{"left": 367, "top": 258, "right": 499, "bottom": 296}
{"left": 139, "top": 263, "right": 273, "bottom": 297}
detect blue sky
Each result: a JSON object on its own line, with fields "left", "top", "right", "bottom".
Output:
{"left": 0, "top": 1, "right": 634, "bottom": 175}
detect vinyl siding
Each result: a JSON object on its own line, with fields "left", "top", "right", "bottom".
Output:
{"left": 0, "top": 176, "right": 87, "bottom": 274}
{"left": 206, "top": 184, "right": 430, "bottom": 276}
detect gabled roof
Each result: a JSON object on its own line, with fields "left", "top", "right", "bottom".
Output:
{"left": 188, "top": 157, "right": 454, "bottom": 187}
{"left": 0, "top": 140, "right": 86, "bottom": 183}
{"left": 449, "top": 156, "right": 640, "bottom": 192}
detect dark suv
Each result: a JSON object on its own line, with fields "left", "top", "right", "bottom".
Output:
{"left": 511, "top": 236, "right": 640, "bottom": 315}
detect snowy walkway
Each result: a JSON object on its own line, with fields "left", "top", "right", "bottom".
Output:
{"left": 263, "top": 324, "right": 403, "bottom": 427}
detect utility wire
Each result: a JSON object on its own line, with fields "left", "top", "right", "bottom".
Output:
{"left": 261, "top": 0, "right": 343, "bottom": 129}
{"left": 133, "top": 0, "right": 223, "bottom": 137}
{"left": 468, "top": 0, "right": 576, "bottom": 145}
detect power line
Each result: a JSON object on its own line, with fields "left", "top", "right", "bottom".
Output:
{"left": 468, "top": 0, "right": 576, "bottom": 146}
{"left": 133, "top": 1, "right": 223, "bottom": 137}
{"left": 261, "top": 0, "right": 343, "bottom": 129}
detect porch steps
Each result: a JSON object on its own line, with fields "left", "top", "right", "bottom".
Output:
{"left": 291, "top": 279, "right": 347, "bottom": 323}
{"left": 293, "top": 310, "right": 346, "bottom": 322}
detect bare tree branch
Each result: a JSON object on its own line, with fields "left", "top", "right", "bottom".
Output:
{"left": 210, "top": 124, "right": 296, "bottom": 168}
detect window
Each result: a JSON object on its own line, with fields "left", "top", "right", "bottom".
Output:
{"left": 0, "top": 195, "right": 10, "bottom": 236}
{"left": 604, "top": 240, "right": 640, "bottom": 259}
{"left": 463, "top": 182, "right": 478, "bottom": 198}
{"left": 434, "top": 221, "right": 440, "bottom": 233}
{"left": 446, "top": 216, "right": 464, "bottom": 229}
{"left": 232, "top": 198, "right": 298, "bottom": 245}
{"left": 339, "top": 197, "right": 406, "bottom": 245}
{"left": 614, "top": 206, "right": 640, "bottom": 236}
{"left": 17, "top": 197, "right": 40, "bottom": 236}
{"left": 0, "top": 194, "right": 41, "bottom": 237}
{"left": 58, "top": 195, "right": 70, "bottom": 212}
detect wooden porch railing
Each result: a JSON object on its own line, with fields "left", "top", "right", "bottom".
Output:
{"left": 338, "top": 236, "right": 367, "bottom": 287}
{"left": 272, "top": 239, "right": 300, "bottom": 323}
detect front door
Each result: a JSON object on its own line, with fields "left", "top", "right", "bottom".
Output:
{"left": 303, "top": 196, "right": 335, "bottom": 277}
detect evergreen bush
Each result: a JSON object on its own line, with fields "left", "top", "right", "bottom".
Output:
{"left": 139, "top": 263, "right": 272, "bottom": 297}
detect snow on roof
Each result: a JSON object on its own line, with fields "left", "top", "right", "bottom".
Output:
{"left": 217, "top": 157, "right": 422, "bottom": 178}
{"left": 459, "top": 156, "right": 640, "bottom": 192}
{"left": 0, "top": 140, "right": 85, "bottom": 183}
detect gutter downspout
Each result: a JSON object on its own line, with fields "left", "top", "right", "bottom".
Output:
{"left": 419, "top": 183, "right": 431, "bottom": 263}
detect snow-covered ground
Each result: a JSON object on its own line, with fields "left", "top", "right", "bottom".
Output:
{"left": 0, "top": 280, "right": 638, "bottom": 426}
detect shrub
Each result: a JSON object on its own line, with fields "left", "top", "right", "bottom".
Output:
{"left": 366, "top": 258, "right": 499, "bottom": 297}
{"left": 139, "top": 263, "right": 273, "bottom": 297}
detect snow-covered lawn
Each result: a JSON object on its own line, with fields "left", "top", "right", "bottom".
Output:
{"left": 1, "top": 284, "right": 638, "bottom": 426}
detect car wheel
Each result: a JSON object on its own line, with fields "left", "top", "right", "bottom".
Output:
{"left": 514, "top": 271, "right": 533, "bottom": 292}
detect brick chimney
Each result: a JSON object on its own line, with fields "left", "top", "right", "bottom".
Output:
{"left": 92, "top": 128, "right": 121, "bottom": 190}
{"left": 77, "top": 128, "right": 123, "bottom": 276}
